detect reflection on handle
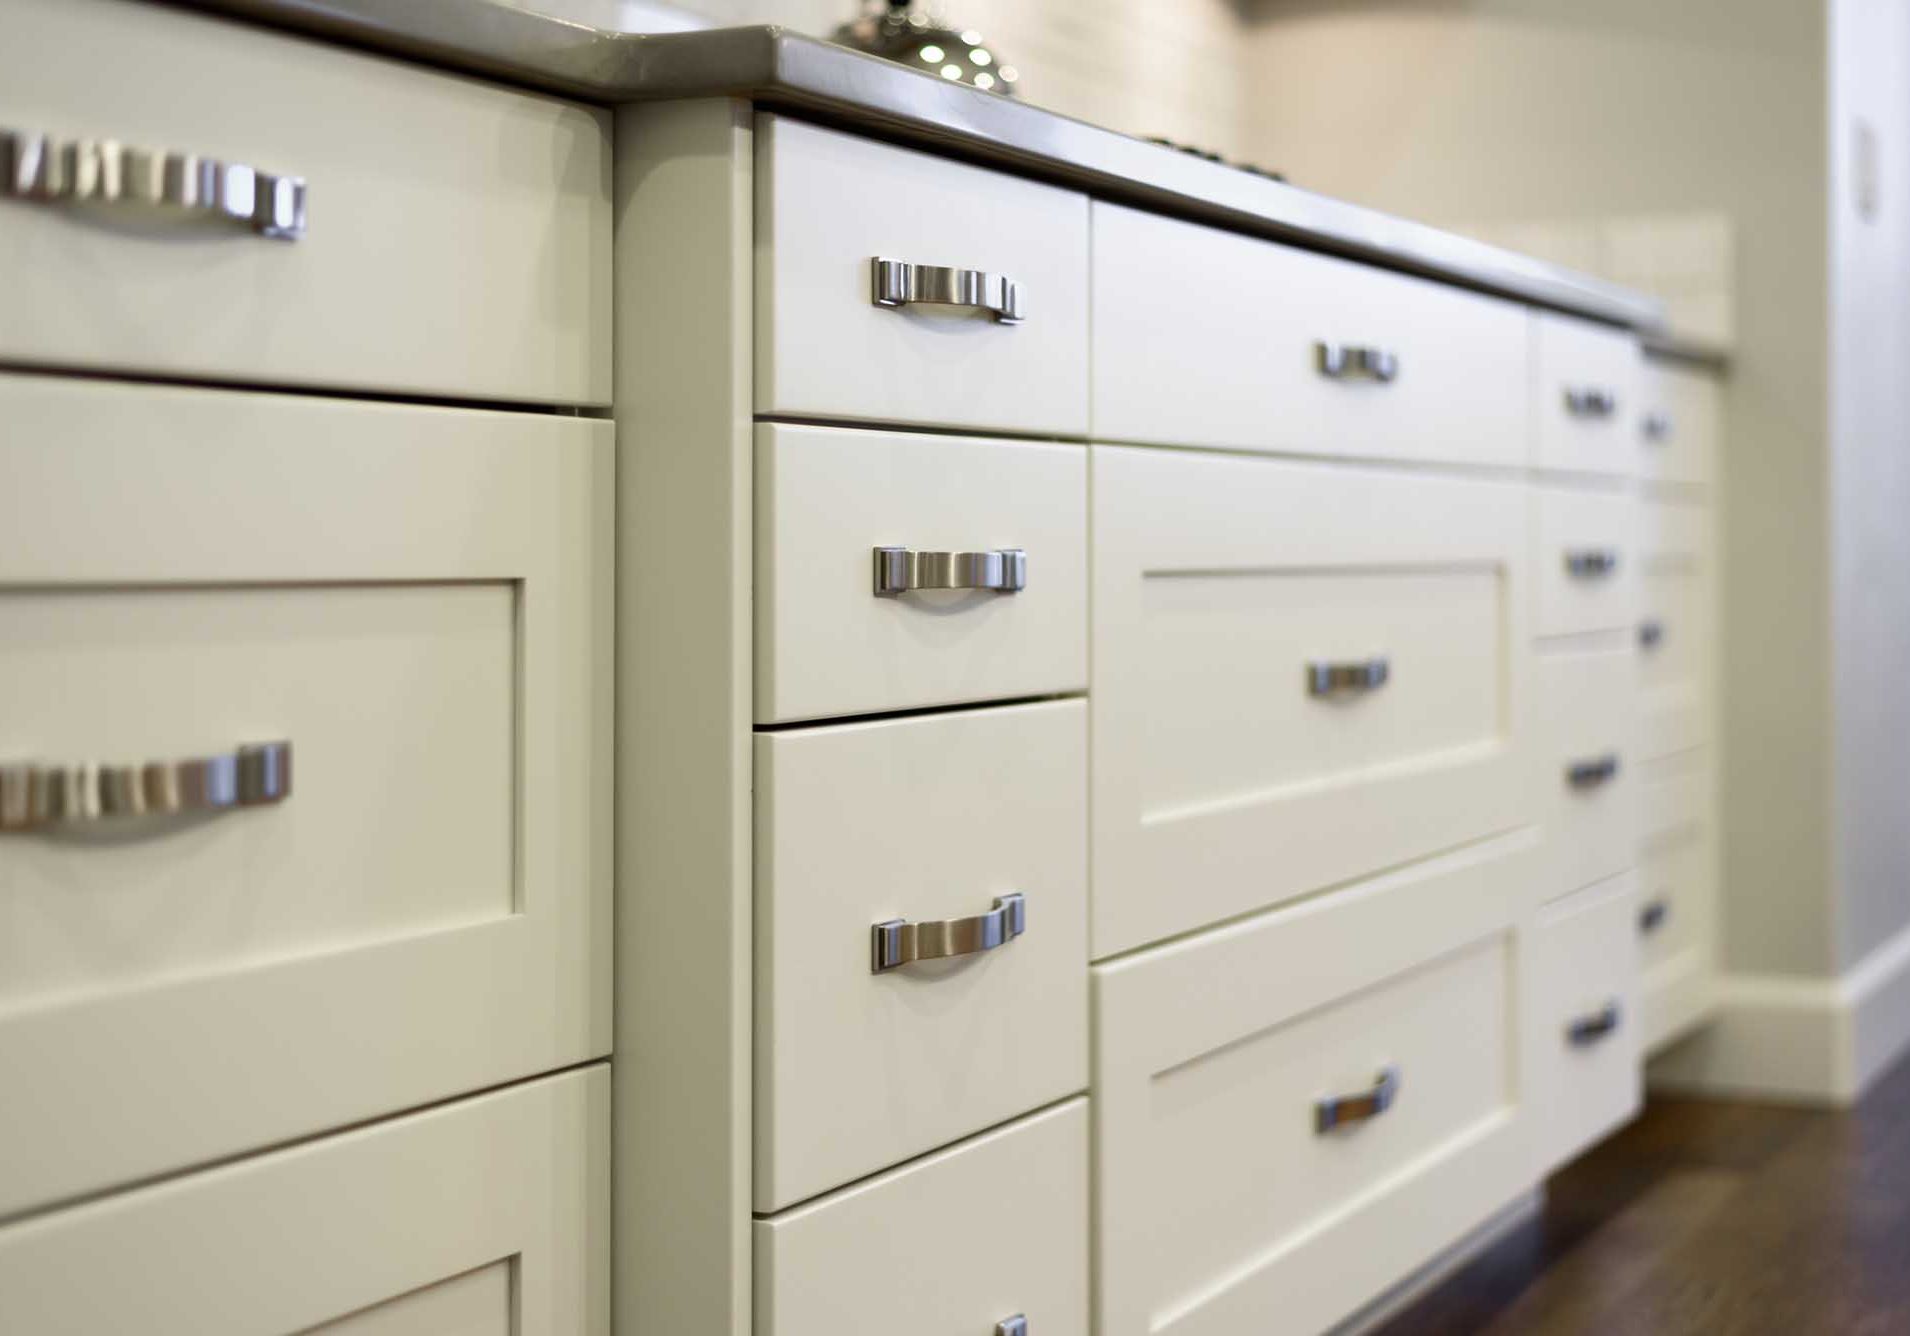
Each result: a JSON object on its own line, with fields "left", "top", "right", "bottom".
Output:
{"left": 1566, "top": 753, "right": 1621, "bottom": 790}
{"left": 1315, "top": 342, "right": 1399, "bottom": 383}
{"left": 1564, "top": 386, "right": 1618, "bottom": 417}
{"left": 1314, "top": 1065, "right": 1401, "bottom": 1133}
{"left": 1306, "top": 657, "right": 1391, "bottom": 697}
{"left": 871, "top": 257, "right": 1023, "bottom": 324}
{"left": 0, "top": 740, "right": 292, "bottom": 832}
{"left": 1640, "top": 899, "right": 1671, "bottom": 935}
{"left": 1567, "top": 1001, "right": 1623, "bottom": 1047}
{"left": 873, "top": 547, "right": 1026, "bottom": 596}
{"left": 996, "top": 1317, "right": 1029, "bottom": 1336}
{"left": 1639, "top": 619, "right": 1666, "bottom": 650}
{"left": 872, "top": 893, "right": 1026, "bottom": 973}
{"left": 1565, "top": 548, "right": 1621, "bottom": 579}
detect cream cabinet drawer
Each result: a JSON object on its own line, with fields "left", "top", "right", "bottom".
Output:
{"left": 1091, "top": 202, "right": 1528, "bottom": 467}
{"left": 1092, "top": 445, "right": 1531, "bottom": 956}
{"left": 0, "top": 374, "right": 610, "bottom": 1218}
{"left": 1532, "top": 875, "right": 1641, "bottom": 1172}
{"left": 0, "top": 1067, "right": 608, "bottom": 1335}
{"left": 1640, "top": 747, "right": 1710, "bottom": 846}
{"left": 754, "top": 700, "right": 1088, "bottom": 1212}
{"left": 0, "top": 0, "right": 608, "bottom": 405}
{"left": 756, "top": 1098, "right": 1088, "bottom": 1336}
{"left": 1639, "top": 357, "right": 1719, "bottom": 488}
{"left": 1640, "top": 496, "right": 1711, "bottom": 758}
{"left": 756, "top": 423, "right": 1086, "bottom": 723}
{"left": 1534, "top": 312, "right": 1643, "bottom": 476}
{"left": 1639, "top": 828, "right": 1708, "bottom": 975}
{"left": 1095, "top": 832, "right": 1535, "bottom": 1336}
{"left": 756, "top": 115, "right": 1088, "bottom": 436}
{"left": 1535, "top": 484, "right": 1638, "bottom": 638}
{"left": 1537, "top": 644, "right": 1638, "bottom": 901}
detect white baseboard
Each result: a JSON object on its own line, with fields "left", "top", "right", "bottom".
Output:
{"left": 1648, "top": 918, "right": 1910, "bottom": 1105}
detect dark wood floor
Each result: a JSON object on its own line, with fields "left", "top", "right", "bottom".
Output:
{"left": 1378, "top": 1053, "right": 1910, "bottom": 1335}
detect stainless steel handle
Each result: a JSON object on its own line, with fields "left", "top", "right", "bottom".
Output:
{"left": 1563, "top": 386, "right": 1619, "bottom": 417}
{"left": 1566, "top": 753, "right": 1621, "bottom": 789}
{"left": 872, "top": 256, "right": 1023, "bottom": 324}
{"left": 873, "top": 546, "right": 1026, "bottom": 596}
{"left": 1639, "top": 618, "right": 1666, "bottom": 650}
{"left": 996, "top": 1318, "right": 1028, "bottom": 1336}
{"left": 1567, "top": 1001, "right": 1623, "bottom": 1047}
{"left": 1, "top": 127, "right": 305, "bottom": 239}
{"left": 1315, "top": 342, "right": 1399, "bottom": 383}
{"left": 872, "top": 892, "right": 1026, "bottom": 973}
{"left": 1643, "top": 411, "right": 1674, "bottom": 443}
{"left": 1307, "top": 657, "right": 1391, "bottom": 697}
{"left": 1315, "top": 1065, "right": 1401, "bottom": 1133}
{"left": 0, "top": 740, "right": 292, "bottom": 832}
{"left": 1565, "top": 548, "right": 1621, "bottom": 579}
{"left": 1640, "top": 898, "right": 1671, "bottom": 935}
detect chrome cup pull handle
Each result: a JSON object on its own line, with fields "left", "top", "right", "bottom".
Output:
{"left": 1315, "top": 1065, "right": 1401, "bottom": 1133}
{"left": 1, "top": 127, "right": 306, "bottom": 239}
{"left": 1639, "top": 618, "right": 1666, "bottom": 650}
{"left": 0, "top": 740, "right": 292, "bottom": 832}
{"left": 1567, "top": 1001, "right": 1623, "bottom": 1047}
{"left": 873, "top": 546, "right": 1026, "bottom": 596}
{"left": 996, "top": 1318, "right": 1029, "bottom": 1336}
{"left": 871, "top": 257, "right": 1023, "bottom": 324}
{"left": 1639, "top": 898, "right": 1671, "bottom": 935}
{"left": 1563, "top": 386, "right": 1618, "bottom": 417}
{"left": 1307, "top": 657, "right": 1391, "bottom": 697}
{"left": 1565, "top": 548, "right": 1621, "bottom": 579}
{"left": 1566, "top": 753, "right": 1621, "bottom": 789}
{"left": 872, "top": 893, "right": 1026, "bottom": 973}
{"left": 1643, "top": 410, "right": 1674, "bottom": 443}
{"left": 1315, "top": 342, "right": 1399, "bottom": 383}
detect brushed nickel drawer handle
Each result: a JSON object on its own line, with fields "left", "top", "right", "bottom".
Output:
{"left": 1566, "top": 753, "right": 1621, "bottom": 789}
{"left": 873, "top": 546, "right": 1026, "bottom": 596}
{"left": 0, "top": 740, "right": 292, "bottom": 832}
{"left": 871, "top": 257, "right": 1023, "bottom": 324}
{"left": 996, "top": 1318, "right": 1028, "bottom": 1336}
{"left": 1643, "top": 411, "right": 1674, "bottom": 442}
{"left": 1563, "top": 386, "right": 1618, "bottom": 417}
{"left": 1315, "top": 1065, "right": 1401, "bottom": 1133}
{"left": 1639, "top": 618, "right": 1666, "bottom": 650}
{"left": 1640, "top": 898, "right": 1671, "bottom": 934}
{"left": 0, "top": 127, "right": 306, "bottom": 240}
{"left": 1315, "top": 342, "right": 1399, "bottom": 383}
{"left": 1565, "top": 548, "right": 1620, "bottom": 579}
{"left": 1307, "top": 657, "right": 1391, "bottom": 697}
{"left": 872, "top": 892, "right": 1025, "bottom": 973}
{"left": 1567, "top": 1001, "right": 1622, "bottom": 1047}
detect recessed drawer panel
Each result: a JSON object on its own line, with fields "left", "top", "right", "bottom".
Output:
{"left": 1532, "top": 874, "right": 1641, "bottom": 1172}
{"left": 756, "top": 1099, "right": 1088, "bottom": 1336}
{"left": 1095, "top": 832, "right": 1536, "bottom": 1336}
{"left": 756, "top": 423, "right": 1086, "bottom": 723}
{"left": 1092, "top": 445, "right": 1531, "bottom": 956}
{"left": 1092, "top": 202, "right": 1528, "bottom": 467}
{"left": 0, "top": 1067, "right": 608, "bottom": 1335}
{"left": 1536, "top": 484, "right": 1638, "bottom": 638}
{"left": 755, "top": 700, "right": 1088, "bottom": 1212}
{"left": 1639, "top": 357, "right": 1719, "bottom": 488}
{"left": 0, "top": 0, "right": 609, "bottom": 405}
{"left": 0, "top": 373, "right": 610, "bottom": 1218}
{"left": 756, "top": 114, "right": 1088, "bottom": 435}
{"left": 1536, "top": 644, "right": 1639, "bottom": 901}
{"left": 1534, "top": 312, "right": 1644, "bottom": 476}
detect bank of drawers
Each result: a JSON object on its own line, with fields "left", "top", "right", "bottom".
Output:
{"left": 0, "top": 0, "right": 610, "bottom": 405}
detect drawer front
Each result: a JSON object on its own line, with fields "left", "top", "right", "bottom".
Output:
{"left": 1095, "top": 832, "right": 1536, "bottom": 1336}
{"left": 1092, "top": 202, "right": 1528, "bottom": 468}
{"left": 1534, "top": 312, "right": 1644, "bottom": 476}
{"left": 756, "top": 423, "right": 1086, "bottom": 723}
{"left": 1639, "top": 828, "right": 1708, "bottom": 975}
{"left": 756, "top": 1098, "right": 1089, "bottom": 1336}
{"left": 0, "top": 0, "right": 609, "bottom": 405}
{"left": 0, "top": 1067, "right": 608, "bottom": 1335}
{"left": 1093, "top": 445, "right": 1531, "bottom": 956}
{"left": 1535, "top": 484, "right": 1638, "bottom": 638}
{"left": 756, "top": 114, "right": 1089, "bottom": 436}
{"left": 1532, "top": 874, "right": 1642, "bottom": 1172}
{"left": 0, "top": 374, "right": 610, "bottom": 1217}
{"left": 754, "top": 701, "right": 1088, "bottom": 1212}
{"left": 1639, "top": 747, "right": 1710, "bottom": 846}
{"left": 1536, "top": 644, "right": 1639, "bottom": 901}
{"left": 1640, "top": 497, "right": 1712, "bottom": 758}
{"left": 1639, "top": 357, "right": 1719, "bottom": 488}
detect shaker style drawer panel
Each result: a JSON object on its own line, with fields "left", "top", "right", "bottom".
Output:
{"left": 1536, "top": 644, "right": 1639, "bottom": 902}
{"left": 1092, "top": 445, "right": 1531, "bottom": 956}
{"left": 0, "top": 1068, "right": 608, "bottom": 1336}
{"left": 1092, "top": 202, "right": 1528, "bottom": 467}
{"left": 1534, "top": 312, "right": 1644, "bottom": 476}
{"left": 1532, "top": 875, "right": 1641, "bottom": 1173}
{"left": 1095, "top": 832, "right": 1536, "bottom": 1336}
{"left": 756, "top": 1099, "right": 1089, "bottom": 1336}
{"left": 1639, "top": 358, "right": 1719, "bottom": 488}
{"left": 1535, "top": 484, "right": 1638, "bottom": 638}
{"left": 1640, "top": 497, "right": 1712, "bottom": 759}
{"left": 0, "top": 374, "right": 610, "bottom": 1218}
{"left": 0, "top": 0, "right": 609, "bottom": 405}
{"left": 755, "top": 114, "right": 1089, "bottom": 435}
{"left": 756, "top": 423, "right": 1086, "bottom": 723}
{"left": 754, "top": 700, "right": 1088, "bottom": 1212}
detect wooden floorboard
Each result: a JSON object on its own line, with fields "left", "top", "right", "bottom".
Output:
{"left": 1377, "top": 1051, "right": 1910, "bottom": 1335}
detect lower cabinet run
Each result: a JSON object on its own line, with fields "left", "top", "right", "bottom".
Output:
{"left": 0, "top": 1066, "right": 610, "bottom": 1335}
